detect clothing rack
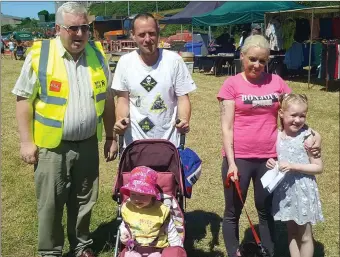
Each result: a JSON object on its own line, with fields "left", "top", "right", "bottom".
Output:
{"left": 265, "top": 6, "right": 340, "bottom": 90}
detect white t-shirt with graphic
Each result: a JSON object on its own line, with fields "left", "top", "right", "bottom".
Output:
{"left": 112, "top": 49, "right": 197, "bottom": 147}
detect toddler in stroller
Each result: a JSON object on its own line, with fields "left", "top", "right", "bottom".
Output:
{"left": 112, "top": 139, "right": 188, "bottom": 257}
{"left": 119, "top": 166, "right": 186, "bottom": 257}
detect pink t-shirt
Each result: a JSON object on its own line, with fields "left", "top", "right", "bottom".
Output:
{"left": 217, "top": 73, "right": 291, "bottom": 159}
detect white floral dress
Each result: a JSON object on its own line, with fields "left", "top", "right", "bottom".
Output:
{"left": 272, "top": 128, "right": 324, "bottom": 225}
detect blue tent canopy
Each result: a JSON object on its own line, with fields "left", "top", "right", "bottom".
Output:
{"left": 160, "top": 1, "right": 225, "bottom": 24}
{"left": 192, "top": 1, "right": 307, "bottom": 26}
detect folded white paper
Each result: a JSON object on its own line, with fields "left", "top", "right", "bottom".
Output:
{"left": 261, "top": 163, "right": 285, "bottom": 193}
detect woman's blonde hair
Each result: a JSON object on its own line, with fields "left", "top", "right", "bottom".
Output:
{"left": 278, "top": 93, "right": 309, "bottom": 129}
{"left": 241, "top": 35, "right": 270, "bottom": 55}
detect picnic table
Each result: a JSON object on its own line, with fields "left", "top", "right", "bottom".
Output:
{"left": 196, "top": 54, "right": 236, "bottom": 76}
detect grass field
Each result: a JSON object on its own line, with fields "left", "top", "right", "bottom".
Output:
{"left": 1, "top": 58, "right": 339, "bottom": 257}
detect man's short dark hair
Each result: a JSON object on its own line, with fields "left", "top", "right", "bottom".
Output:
{"left": 131, "top": 13, "right": 159, "bottom": 34}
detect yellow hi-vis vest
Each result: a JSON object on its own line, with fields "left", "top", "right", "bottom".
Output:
{"left": 31, "top": 39, "right": 108, "bottom": 148}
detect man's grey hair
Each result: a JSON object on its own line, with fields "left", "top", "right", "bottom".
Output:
{"left": 56, "top": 2, "right": 88, "bottom": 25}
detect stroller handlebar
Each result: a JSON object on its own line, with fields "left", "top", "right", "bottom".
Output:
{"left": 118, "top": 119, "right": 128, "bottom": 156}
{"left": 118, "top": 119, "right": 186, "bottom": 156}
{"left": 119, "top": 135, "right": 124, "bottom": 156}
{"left": 179, "top": 134, "right": 185, "bottom": 150}
{"left": 176, "top": 119, "right": 186, "bottom": 150}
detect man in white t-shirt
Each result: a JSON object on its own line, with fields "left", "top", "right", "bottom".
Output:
{"left": 112, "top": 13, "right": 197, "bottom": 147}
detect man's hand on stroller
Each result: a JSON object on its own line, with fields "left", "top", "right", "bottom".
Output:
{"left": 175, "top": 119, "right": 190, "bottom": 134}
{"left": 114, "top": 118, "right": 130, "bottom": 135}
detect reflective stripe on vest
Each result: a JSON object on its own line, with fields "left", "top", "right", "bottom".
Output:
{"left": 38, "top": 40, "right": 49, "bottom": 97}
{"left": 31, "top": 39, "right": 107, "bottom": 148}
{"left": 35, "top": 113, "right": 62, "bottom": 128}
{"left": 89, "top": 41, "right": 108, "bottom": 104}
{"left": 38, "top": 40, "right": 67, "bottom": 106}
{"left": 89, "top": 40, "right": 109, "bottom": 83}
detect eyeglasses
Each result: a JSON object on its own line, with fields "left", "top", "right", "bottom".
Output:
{"left": 247, "top": 56, "right": 268, "bottom": 65}
{"left": 61, "top": 24, "right": 90, "bottom": 35}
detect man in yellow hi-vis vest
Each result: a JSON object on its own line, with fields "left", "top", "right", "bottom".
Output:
{"left": 12, "top": 2, "right": 116, "bottom": 257}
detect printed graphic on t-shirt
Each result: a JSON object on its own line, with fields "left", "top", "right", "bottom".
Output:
{"left": 138, "top": 117, "right": 155, "bottom": 133}
{"left": 241, "top": 93, "right": 279, "bottom": 108}
{"left": 140, "top": 75, "right": 157, "bottom": 92}
{"left": 151, "top": 94, "right": 167, "bottom": 112}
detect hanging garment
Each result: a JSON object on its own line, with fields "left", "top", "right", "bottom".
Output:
{"left": 319, "top": 42, "right": 337, "bottom": 80}
{"left": 294, "top": 18, "right": 310, "bottom": 43}
{"left": 313, "top": 41, "right": 323, "bottom": 66}
{"left": 332, "top": 18, "right": 340, "bottom": 39}
{"left": 282, "top": 18, "right": 296, "bottom": 50}
{"left": 302, "top": 43, "right": 315, "bottom": 67}
{"left": 335, "top": 43, "right": 339, "bottom": 80}
{"left": 266, "top": 18, "right": 284, "bottom": 51}
{"left": 319, "top": 18, "right": 333, "bottom": 39}
{"left": 328, "top": 43, "right": 337, "bottom": 80}
{"left": 309, "top": 18, "right": 320, "bottom": 39}
{"left": 338, "top": 44, "right": 340, "bottom": 79}
{"left": 284, "top": 42, "right": 304, "bottom": 70}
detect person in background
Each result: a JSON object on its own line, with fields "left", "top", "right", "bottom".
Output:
{"left": 238, "top": 31, "right": 248, "bottom": 48}
{"left": 227, "top": 37, "right": 236, "bottom": 53}
{"left": 12, "top": 2, "right": 117, "bottom": 257}
{"left": 216, "top": 30, "right": 230, "bottom": 50}
{"left": 217, "top": 35, "right": 321, "bottom": 257}
{"left": 0, "top": 36, "right": 5, "bottom": 59}
{"left": 8, "top": 39, "right": 16, "bottom": 60}
{"left": 252, "top": 24, "right": 262, "bottom": 35}
{"left": 14, "top": 39, "right": 24, "bottom": 60}
{"left": 112, "top": 13, "right": 196, "bottom": 148}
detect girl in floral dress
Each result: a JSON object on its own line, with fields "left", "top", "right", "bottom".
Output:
{"left": 267, "top": 93, "right": 324, "bottom": 257}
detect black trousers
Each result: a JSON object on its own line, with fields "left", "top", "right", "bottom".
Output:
{"left": 221, "top": 158, "right": 275, "bottom": 257}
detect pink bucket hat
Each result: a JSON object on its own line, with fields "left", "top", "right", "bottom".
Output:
{"left": 120, "top": 166, "right": 160, "bottom": 200}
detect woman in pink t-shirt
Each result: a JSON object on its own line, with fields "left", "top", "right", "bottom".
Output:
{"left": 217, "top": 35, "right": 320, "bottom": 257}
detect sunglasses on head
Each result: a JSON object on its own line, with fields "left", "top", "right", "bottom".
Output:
{"left": 61, "top": 24, "right": 90, "bottom": 34}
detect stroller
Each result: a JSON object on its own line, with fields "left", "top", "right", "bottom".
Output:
{"left": 112, "top": 135, "right": 187, "bottom": 257}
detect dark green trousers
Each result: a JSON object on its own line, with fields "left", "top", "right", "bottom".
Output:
{"left": 34, "top": 136, "right": 99, "bottom": 257}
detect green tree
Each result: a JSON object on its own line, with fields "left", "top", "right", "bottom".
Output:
{"left": 38, "top": 10, "right": 50, "bottom": 21}
{"left": 16, "top": 18, "right": 39, "bottom": 32}
{"left": 48, "top": 13, "right": 55, "bottom": 22}
{"left": 88, "top": 1, "right": 188, "bottom": 17}
{"left": 20, "top": 17, "right": 32, "bottom": 26}
{"left": 1, "top": 24, "right": 14, "bottom": 33}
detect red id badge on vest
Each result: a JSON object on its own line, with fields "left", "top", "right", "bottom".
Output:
{"left": 50, "top": 80, "right": 62, "bottom": 92}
